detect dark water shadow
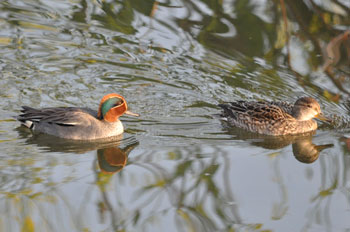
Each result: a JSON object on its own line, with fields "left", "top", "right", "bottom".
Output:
{"left": 220, "top": 122, "right": 333, "bottom": 164}
{"left": 16, "top": 126, "right": 139, "bottom": 174}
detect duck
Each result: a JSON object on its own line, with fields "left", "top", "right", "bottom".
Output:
{"left": 218, "top": 97, "right": 329, "bottom": 136}
{"left": 17, "top": 93, "right": 139, "bottom": 140}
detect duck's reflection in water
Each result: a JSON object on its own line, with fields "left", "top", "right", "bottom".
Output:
{"left": 97, "top": 142, "right": 139, "bottom": 174}
{"left": 16, "top": 127, "right": 139, "bottom": 173}
{"left": 292, "top": 138, "right": 333, "bottom": 163}
{"left": 221, "top": 123, "right": 333, "bottom": 163}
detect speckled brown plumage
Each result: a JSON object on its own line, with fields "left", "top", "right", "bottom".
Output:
{"left": 219, "top": 97, "right": 327, "bottom": 136}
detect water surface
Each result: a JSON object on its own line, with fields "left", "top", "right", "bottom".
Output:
{"left": 0, "top": 0, "right": 350, "bottom": 231}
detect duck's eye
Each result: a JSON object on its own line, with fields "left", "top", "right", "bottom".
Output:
{"left": 307, "top": 104, "right": 312, "bottom": 108}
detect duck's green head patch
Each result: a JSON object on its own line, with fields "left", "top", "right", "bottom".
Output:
{"left": 98, "top": 93, "right": 128, "bottom": 122}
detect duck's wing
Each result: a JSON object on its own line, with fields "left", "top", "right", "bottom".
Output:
{"left": 18, "top": 106, "right": 98, "bottom": 128}
{"left": 219, "top": 101, "right": 291, "bottom": 121}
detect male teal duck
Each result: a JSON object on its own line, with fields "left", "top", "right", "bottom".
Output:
{"left": 219, "top": 97, "right": 329, "bottom": 136}
{"left": 18, "top": 93, "right": 139, "bottom": 140}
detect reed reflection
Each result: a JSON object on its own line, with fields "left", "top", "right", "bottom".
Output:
{"left": 12, "top": 127, "right": 139, "bottom": 231}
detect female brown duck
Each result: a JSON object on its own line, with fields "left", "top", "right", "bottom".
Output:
{"left": 219, "top": 97, "right": 329, "bottom": 136}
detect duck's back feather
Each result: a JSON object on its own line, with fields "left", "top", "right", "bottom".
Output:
{"left": 18, "top": 107, "right": 98, "bottom": 126}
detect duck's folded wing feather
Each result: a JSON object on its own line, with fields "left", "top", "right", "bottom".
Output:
{"left": 18, "top": 107, "right": 96, "bottom": 126}
{"left": 219, "top": 101, "right": 291, "bottom": 121}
